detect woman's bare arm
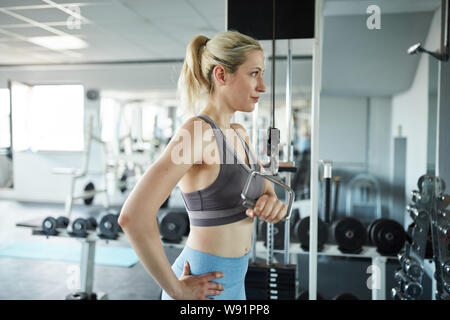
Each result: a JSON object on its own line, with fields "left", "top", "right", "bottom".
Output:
{"left": 118, "top": 117, "right": 223, "bottom": 299}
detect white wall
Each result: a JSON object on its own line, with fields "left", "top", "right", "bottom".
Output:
{"left": 391, "top": 6, "right": 441, "bottom": 195}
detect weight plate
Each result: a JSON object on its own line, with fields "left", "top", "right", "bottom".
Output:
{"left": 332, "top": 217, "right": 366, "bottom": 254}
{"left": 369, "top": 218, "right": 388, "bottom": 246}
{"left": 42, "top": 217, "right": 58, "bottom": 235}
{"left": 86, "top": 217, "right": 97, "bottom": 230}
{"left": 372, "top": 219, "right": 406, "bottom": 256}
{"left": 333, "top": 292, "right": 359, "bottom": 300}
{"left": 83, "top": 182, "right": 95, "bottom": 205}
{"left": 368, "top": 219, "right": 381, "bottom": 244}
{"left": 71, "top": 218, "right": 88, "bottom": 237}
{"left": 99, "top": 214, "right": 120, "bottom": 239}
{"left": 294, "top": 216, "right": 328, "bottom": 251}
{"left": 56, "top": 216, "right": 69, "bottom": 228}
{"left": 159, "top": 211, "right": 188, "bottom": 243}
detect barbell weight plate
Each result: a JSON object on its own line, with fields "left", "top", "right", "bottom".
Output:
{"left": 42, "top": 217, "right": 58, "bottom": 235}
{"left": 332, "top": 217, "right": 366, "bottom": 254}
{"left": 373, "top": 219, "right": 406, "bottom": 256}
{"left": 369, "top": 218, "right": 388, "bottom": 246}
{"left": 99, "top": 214, "right": 120, "bottom": 239}
{"left": 367, "top": 219, "right": 381, "bottom": 245}
{"left": 83, "top": 182, "right": 95, "bottom": 205}
{"left": 333, "top": 292, "right": 359, "bottom": 300}
{"left": 159, "top": 211, "right": 188, "bottom": 243}
{"left": 294, "top": 216, "right": 328, "bottom": 251}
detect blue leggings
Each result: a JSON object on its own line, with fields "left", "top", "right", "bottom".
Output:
{"left": 161, "top": 246, "right": 250, "bottom": 300}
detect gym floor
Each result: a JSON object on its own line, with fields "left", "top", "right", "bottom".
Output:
{"left": 0, "top": 200, "right": 181, "bottom": 300}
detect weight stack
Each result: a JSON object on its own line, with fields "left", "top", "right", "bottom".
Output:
{"left": 245, "top": 262, "right": 296, "bottom": 300}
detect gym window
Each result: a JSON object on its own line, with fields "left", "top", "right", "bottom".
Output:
{"left": 12, "top": 84, "right": 84, "bottom": 152}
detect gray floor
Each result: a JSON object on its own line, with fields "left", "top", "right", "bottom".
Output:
{"left": 0, "top": 199, "right": 181, "bottom": 300}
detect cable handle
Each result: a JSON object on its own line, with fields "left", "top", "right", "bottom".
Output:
{"left": 241, "top": 170, "right": 295, "bottom": 221}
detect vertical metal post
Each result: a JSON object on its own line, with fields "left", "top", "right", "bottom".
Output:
{"left": 371, "top": 256, "right": 387, "bottom": 300}
{"left": 309, "top": 0, "right": 324, "bottom": 300}
{"left": 284, "top": 39, "right": 293, "bottom": 265}
{"left": 79, "top": 239, "right": 96, "bottom": 295}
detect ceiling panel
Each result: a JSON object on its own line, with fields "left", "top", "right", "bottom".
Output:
{"left": 77, "top": 2, "right": 141, "bottom": 22}
{"left": 0, "top": 1, "right": 45, "bottom": 8}
{"left": 188, "top": 0, "right": 225, "bottom": 17}
{"left": 158, "top": 16, "right": 219, "bottom": 44}
{"left": 50, "top": 23, "right": 101, "bottom": 37}
{"left": 4, "top": 26, "right": 55, "bottom": 37}
{"left": 0, "top": 10, "right": 24, "bottom": 24}
{"left": 9, "top": 7, "right": 70, "bottom": 23}
{"left": 121, "top": 0, "right": 198, "bottom": 20}
{"left": 51, "top": 0, "right": 114, "bottom": 4}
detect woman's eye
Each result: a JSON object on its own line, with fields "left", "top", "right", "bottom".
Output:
{"left": 251, "top": 72, "right": 258, "bottom": 77}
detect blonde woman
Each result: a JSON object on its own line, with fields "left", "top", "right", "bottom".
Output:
{"left": 118, "top": 31, "right": 287, "bottom": 300}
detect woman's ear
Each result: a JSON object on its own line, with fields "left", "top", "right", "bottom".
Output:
{"left": 212, "top": 65, "right": 227, "bottom": 87}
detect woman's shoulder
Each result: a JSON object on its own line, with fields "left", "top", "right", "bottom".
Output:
{"left": 176, "top": 115, "right": 212, "bottom": 134}
{"left": 230, "top": 123, "right": 250, "bottom": 140}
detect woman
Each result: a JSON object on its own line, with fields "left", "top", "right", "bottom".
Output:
{"left": 118, "top": 31, "right": 287, "bottom": 300}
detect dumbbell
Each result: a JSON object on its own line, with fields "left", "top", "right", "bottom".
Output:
{"left": 42, "top": 216, "right": 70, "bottom": 236}
{"left": 98, "top": 211, "right": 121, "bottom": 240}
{"left": 70, "top": 217, "right": 98, "bottom": 238}
{"left": 158, "top": 210, "right": 189, "bottom": 243}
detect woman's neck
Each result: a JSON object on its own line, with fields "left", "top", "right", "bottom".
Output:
{"left": 201, "top": 101, "right": 235, "bottom": 130}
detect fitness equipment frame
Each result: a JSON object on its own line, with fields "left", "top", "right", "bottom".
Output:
{"left": 53, "top": 115, "right": 110, "bottom": 218}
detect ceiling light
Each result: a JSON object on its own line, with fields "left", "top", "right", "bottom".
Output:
{"left": 28, "top": 35, "right": 88, "bottom": 50}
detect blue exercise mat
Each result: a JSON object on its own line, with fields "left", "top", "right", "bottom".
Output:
{"left": 0, "top": 241, "right": 139, "bottom": 268}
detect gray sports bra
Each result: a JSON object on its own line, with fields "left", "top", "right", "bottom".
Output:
{"left": 181, "top": 114, "right": 265, "bottom": 227}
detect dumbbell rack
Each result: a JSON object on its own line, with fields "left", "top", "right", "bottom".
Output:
{"left": 17, "top": 219, "right": 128, "bottom": 300}
{"left": 393, "top": 175, "right": 450, "bottom": 300}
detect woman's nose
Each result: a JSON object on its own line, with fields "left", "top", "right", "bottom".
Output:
{"left": 257, "top": 77, "right": 266, "bottom": 93}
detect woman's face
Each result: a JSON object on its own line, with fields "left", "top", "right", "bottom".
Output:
{"left": 222, "top": 49, "right": 266, "bottom": 112}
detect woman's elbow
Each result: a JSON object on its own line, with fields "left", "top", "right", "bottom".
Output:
{"left": 118, "top": 210, "right": 132, "bottom": 230}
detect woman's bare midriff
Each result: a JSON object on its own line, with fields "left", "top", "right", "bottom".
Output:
{"left": 178, "top": 126, "right": 254, "bottom": 258}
